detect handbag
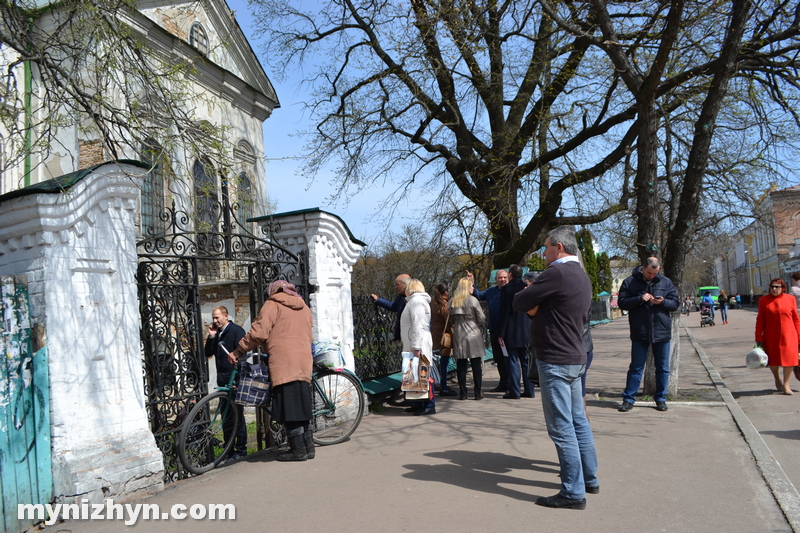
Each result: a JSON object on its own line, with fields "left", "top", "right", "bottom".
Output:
{"left": 440, "top": 314, "right": 452, "bottom": 348}
{"left": 235, "top": 360, "right": 271, "bottom": 406}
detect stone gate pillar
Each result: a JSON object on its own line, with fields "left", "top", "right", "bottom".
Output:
{"left": 254, "top": 209, "right": 364, "bottom": 371}
{"left": 0, "top": 162, "right": 163, "bottom": 504}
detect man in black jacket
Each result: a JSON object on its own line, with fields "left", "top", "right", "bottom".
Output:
{"left": 498, "top": 265, "right": 534, "bottom": 399}
{"left": 204, "top": 305, "right": 247, "bottom": 461}
{"left": 617, "top": 257, "right": 680, "bottom": 413}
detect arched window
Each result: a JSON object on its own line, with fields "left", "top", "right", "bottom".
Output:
{"left": 140, "top": 138, "right": 166, "bottom": 236}
{"left": 189, "top": 23, "right": 209, "bottom": 55}
{"left": 237, "top": 173, "right": 253, "bottom": 227}
{"left": 234, "top": 140, "right": 257, "bottom": 231}
{"left": 193, "top": 157, "right": 217, "bottom": 232}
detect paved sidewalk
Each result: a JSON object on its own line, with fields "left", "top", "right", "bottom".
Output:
{"left": 55, "top": 318, "right": 793, "bottom": 533}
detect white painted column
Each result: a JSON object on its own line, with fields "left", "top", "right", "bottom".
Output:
{"left": 0, "top": 162, "right": 164, "bottom": 504}
{"left": 258, "top": 209, "right": 364, "bottom": 372}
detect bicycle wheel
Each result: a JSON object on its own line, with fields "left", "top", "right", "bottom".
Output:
{"left": 312, "top": 369, "right": 365, "bottom": 445}
{"left": 177, "top": 391, "right": 240, "bottom": 475}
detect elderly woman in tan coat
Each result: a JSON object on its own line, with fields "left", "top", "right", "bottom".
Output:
{"left": 449, "top": 277, "right": 486, "bottom": 400}
{"left": 229, "top": 280, "right": 314, "bottom": 461}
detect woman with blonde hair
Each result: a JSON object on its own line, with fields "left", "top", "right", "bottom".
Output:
{"left": 449, "top": 277, "right": 486, "bottom": 400}
{"left": 400, "top": 279, "right": 436, "bottom": 415}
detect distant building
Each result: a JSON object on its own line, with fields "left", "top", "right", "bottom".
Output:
{"left": 720, "top": 184, "right": 800, "bottom": 304}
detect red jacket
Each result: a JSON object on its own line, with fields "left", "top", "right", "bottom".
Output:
{"left": 756, "top": 293, "right": 800, "bottom": 367}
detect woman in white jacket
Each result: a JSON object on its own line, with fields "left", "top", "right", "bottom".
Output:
{"left": 400, "top": 279, "right": 435, "bottom": 415}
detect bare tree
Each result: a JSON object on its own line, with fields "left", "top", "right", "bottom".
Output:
{"left": 250, "top": 0, "right": 800, "bottom": 272}
{"left": 1, "top": 0, "right": 238, "bottom": 190}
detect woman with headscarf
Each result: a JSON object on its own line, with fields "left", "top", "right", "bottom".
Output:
{"left": 449, "top": 277, "right": 486, "bottom": 400}
{"left": 229, "top": 280, "right": 314, "bottom": 460}
{"left": 755, "top": 278, "right": 800, "bottom": 395}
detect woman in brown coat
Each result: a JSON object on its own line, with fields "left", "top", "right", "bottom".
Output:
{"left": 430, "top": 281, "right": 456, "bottom": 396}
{"left": 230, "top": 280, "right": 314, "bottom": 460}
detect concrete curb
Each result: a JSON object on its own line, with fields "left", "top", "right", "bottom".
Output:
{"left": 684, "top": 325, "right": 800, "bottom": 532}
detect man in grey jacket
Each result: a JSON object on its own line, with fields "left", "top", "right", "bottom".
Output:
{"left": 513, "top": 226, "right": 598, "bottom": 510}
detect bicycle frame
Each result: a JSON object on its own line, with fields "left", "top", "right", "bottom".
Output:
{"left": 311, "top": 365, "right": 363, "bottom": 417}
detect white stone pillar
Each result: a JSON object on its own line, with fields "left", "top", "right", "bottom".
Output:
{"left": 257, "top": 209, "right": 364, "bottom": 372}
{"left": 0, "top": 162, "right": 164, "bottom": 503}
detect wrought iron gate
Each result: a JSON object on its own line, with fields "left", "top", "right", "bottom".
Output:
{"left": 137, "top": 200, "right": 306, "bottom": 481}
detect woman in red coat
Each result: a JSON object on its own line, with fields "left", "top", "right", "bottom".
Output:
{"left": 755, "top": 278, "right": 800, "bottom": 395}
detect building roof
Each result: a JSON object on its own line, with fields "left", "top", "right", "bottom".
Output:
{"left": 0, "top": 160, "right": 149, "bottom": 204}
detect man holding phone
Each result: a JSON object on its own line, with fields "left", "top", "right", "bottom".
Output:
{"left": 617, "top": 257, "right": 680, "bottom": 412}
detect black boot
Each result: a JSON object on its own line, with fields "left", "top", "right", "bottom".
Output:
{"left": 277, "top": 427, "right": 308, "bottom": 462}
{"left": 303, "top": 428, "right": 315, "bottom": 460}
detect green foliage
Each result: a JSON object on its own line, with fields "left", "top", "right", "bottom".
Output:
{"left": 597, "top": 252, "right": 612, "bottom": 294}
{"left": 576, "top": 228, "right": 599, "bottom": 298}
{"left": 527, "top": 253, "right": 546, "bottom": 272}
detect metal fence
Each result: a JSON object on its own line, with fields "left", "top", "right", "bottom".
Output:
{"left": 351, "top": 293, "right": 402, "bottom": 379}
{"left": 351, "top": 292, "right": 493, "bottom": 381}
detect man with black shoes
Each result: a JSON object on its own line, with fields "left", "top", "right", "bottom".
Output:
{"left": 472, "top": 269, "right": 510, "bottom": 393}
{"left": 617, "top": 257, "right": 679, "bottom": 413}
{"left": 498, "top": 265, "right": 534, "bottom": 399}
{"left": 204, "top": 305, "right": 247, "bottom": 463}
{"left": 513, "top": 226, "right": 598, "bottom": 510}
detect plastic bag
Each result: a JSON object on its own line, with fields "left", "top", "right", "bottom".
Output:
{"left": 745, "top": 346, "right": 768, "bottom": 369}
{"left": 312, "top": 340, "right": 345, "bottom": 369}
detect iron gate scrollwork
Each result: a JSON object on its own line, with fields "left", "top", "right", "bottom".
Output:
{"left": 137, "top": 199, "right": 306, "bottom": 482}
{"left": 351, "top": 293, "right": 402, "bottom": 379}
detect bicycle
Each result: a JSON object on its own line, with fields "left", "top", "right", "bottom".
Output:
{"left": 177, "top": 356, "right": 365, "bottom": 475}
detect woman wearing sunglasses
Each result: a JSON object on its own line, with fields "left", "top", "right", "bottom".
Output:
{"left": 755, "top": 278, "right": 800, "bottom": 395}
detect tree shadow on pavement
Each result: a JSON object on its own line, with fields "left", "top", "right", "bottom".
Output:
{"left": 760, "top": 429, "right": 800, "bottom": 441}
{"left": 402, "top": 450, "right": 560, "bottom": 502}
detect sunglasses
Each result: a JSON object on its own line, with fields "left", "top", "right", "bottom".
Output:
{"left": 770, "top": 285, "right": 782, "bottom": 289}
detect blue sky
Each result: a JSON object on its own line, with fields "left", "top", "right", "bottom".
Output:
{"left": 228, "top": 0, "right": 413, "bottom": 246}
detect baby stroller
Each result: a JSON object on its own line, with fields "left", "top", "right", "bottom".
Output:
{"left": 699, "top": 302, "right": 715, "bottom": 327}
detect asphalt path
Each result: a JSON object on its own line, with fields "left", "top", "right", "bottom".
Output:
{"left": 682, "top": 307, "right": 800, "bottom": 491}
{"left": 51, "top": 311, "right": 797, "bottom": 533}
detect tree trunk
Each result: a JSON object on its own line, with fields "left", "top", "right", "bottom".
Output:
{"left": 634, "top": 102, "right": 663, "bottom": 263}
{"left": 643, "top": 315, "right": 680, "bottom": 398}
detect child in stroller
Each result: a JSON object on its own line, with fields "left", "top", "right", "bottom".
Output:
{"left": 699, "top": 301, "right": 715, "bottom": 327}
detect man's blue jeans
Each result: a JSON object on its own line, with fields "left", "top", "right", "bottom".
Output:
{"left": 622, "top": 340, "right": 670, "bottom": 403}
{"left": 537, "top": 360, "right": 598, "bottom": 499}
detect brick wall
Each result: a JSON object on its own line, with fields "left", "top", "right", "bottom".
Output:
{"left": 79, "top": 140, "right": 105, "bottom": 168}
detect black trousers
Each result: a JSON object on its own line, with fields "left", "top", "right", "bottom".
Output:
{"left": 490, "top": 332, "right": 508, "bottom": 389}
{"left": 456, "top": 357, "right": 483, "bottom": 398}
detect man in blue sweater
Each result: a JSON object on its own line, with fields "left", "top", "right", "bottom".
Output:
{"left": 472, "top": 269, "right": 510, "bottom": 392}
{"left": 371, "top": 274, "right": 411, "bottom": 342}
{"left": 513, "top": 226, "right": 598, "bottom": 510}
